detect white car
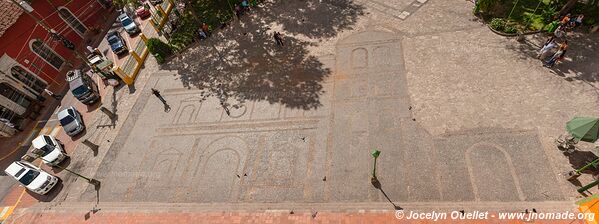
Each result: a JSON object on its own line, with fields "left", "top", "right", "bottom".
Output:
{"left": 118, "top": 12, "right": 139, "bottom": 35}
{"left": 57, "top": 106, "right": 85, "bottom": 137}
{"left": 31, "top": 135, "right": 67, "bottom": 166}
{"left": 4, "top": 161, "right": 59, "bottom": 195}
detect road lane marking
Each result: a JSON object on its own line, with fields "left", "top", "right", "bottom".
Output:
{"left": 50, "top": 126, "right": 61, "bottom": 137}
{"left": 0, "top": 206, "right": 15, "bottom": 221}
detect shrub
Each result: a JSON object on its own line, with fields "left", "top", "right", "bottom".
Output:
{"left": 503, "top": 24, "right": 518, "bottom": 33}
{"left": 490, "top": 18, "right": 506, "bottom": 31}
{"left": 146, "top": 38, "right": 172, "bottom": 64}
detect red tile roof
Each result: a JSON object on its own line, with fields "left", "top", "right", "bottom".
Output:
{"left": 0, "top": 0, "right": 25, "bottom": 38}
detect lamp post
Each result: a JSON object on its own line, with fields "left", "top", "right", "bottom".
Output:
{"left": 9, "top": 0, "right": 91, "bottom": 67}
{"left": 35, "top": 155, "right": 100, "bottom": 186}
{"left": 371, "top": 149, "right": 381, "bottom": 185}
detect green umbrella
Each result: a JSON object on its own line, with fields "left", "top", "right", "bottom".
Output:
{"left": 566, "top": 117, "right": 599, "bottom": 143}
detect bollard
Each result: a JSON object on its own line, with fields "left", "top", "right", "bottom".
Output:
{"left": 100, "top": 107, "right": 116, "bottom": 120}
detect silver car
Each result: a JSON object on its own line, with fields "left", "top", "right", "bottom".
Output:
{"left": 58, "top": 106, "right": 85, "bottom": 136}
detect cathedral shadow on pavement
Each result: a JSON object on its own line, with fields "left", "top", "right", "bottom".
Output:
{"left": 162, "top": 0, "right": 364, "bottom": 110}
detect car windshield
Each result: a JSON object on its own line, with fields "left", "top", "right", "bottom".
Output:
{"left": 122, "top": 18, "right": 133, "bottom": 26}
{"left": 107, "top": 36, "right": 119, "bottom": 45}
{"left": 18, "top": 170, "right": 40, "bottom": 186}
{"left": 39, "top": 145, "right": 54, "bottom": 156}
{"left": 72, "top": 86, "right": 88, "bottom": 96}
{"left": 59, "top": 115, "right": 74, "bottom": 126}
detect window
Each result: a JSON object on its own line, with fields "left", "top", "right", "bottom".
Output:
{"left": 10, "top": 66, "right": 47, "bottom": 94}
{"left": 0, "top": 83, "right": 31, "bottom": 108}
{"left": 31, "top": 40, "right": 64, "bottom": 70}
{"left": 57, "top": 7, "right": 87, "bottom": 36}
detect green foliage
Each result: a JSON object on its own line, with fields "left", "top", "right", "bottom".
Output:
{"left": 490, "top": 18, "right": 506, "bottom": 31}
{"left": 503, "top": 23, "right": 518, "bottom": 33}
{"left": 168, "top": 13, "right": 200, "bottom": 52}
{"left": 146, "top": 38, "right": 172, "bottom": 64}
{"left": 112, "top": 0, "right": 141, "bottom": 8}
{"left": 523, "top": 12, "right": 547, "bottom": 30}
{"left": 477, "top": 0, "right": 499, "bottom": 14}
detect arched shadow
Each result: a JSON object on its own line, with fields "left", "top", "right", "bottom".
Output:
{"left": 162, "top": 0, "right": 364, "bottom": 110}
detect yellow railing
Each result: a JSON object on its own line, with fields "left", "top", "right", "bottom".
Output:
{"left": 149, "top": 0, "right": 174, "bottom": 32}
{"left": 112, "top": 34, "right": 150, "bottom": 85}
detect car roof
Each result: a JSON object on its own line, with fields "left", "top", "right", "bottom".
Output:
{"left": 107, "top": 31, "right": 119, "bottom": 38}
{"left": 57, "top": 107, "right": 75, "bottom": 120}
{"left": 31, "top": 135, "right": 50, "bottom": 149}
{"left": 4, "top": 161, "right": 26, "bottom": 177}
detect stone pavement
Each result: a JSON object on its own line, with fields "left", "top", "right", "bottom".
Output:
{"left": 3, "top": 210, "right": 586, "bottom": 224}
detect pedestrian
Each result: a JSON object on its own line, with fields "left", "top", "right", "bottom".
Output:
{"left": 544, "top": 41, "right": 567, "bottom": 68}
{"left": 201, "top": 23, "right": 210, "bottom": 36}
{"left": 151, "top": 88, "right": 171, "bottom": 112}
{"left": 44, "top": 88, "right": 61, "bottom": 100}
{"left": 537, "top": 36, "right": 557, "bottom": 59}
{"left": 560, "top": 13, "right": 571, "bottom": 26}
{"left": 574, "top": 14, "right": 584, "bottom": 27}
{"left": 198, "top": 30, "right": 207, "bottom": 40}
{"left": 273, "top": 32, "right": 284, "bottom": 46}
{"left": 241, "top": 0, "right": 250, "bottom": 11}
{"left": 235, "top": 5, "right": 242, "bottom": 20}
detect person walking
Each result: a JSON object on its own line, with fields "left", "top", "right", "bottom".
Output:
{"left": 201, "top": 23, "right": 210, "bottom": 36}
{"left": 151, "top": 88, "right": 171, "bottom": 112}
{"left": 44, "top": 88, "right": 61, "bottom": 100}
{"left": 274, "top": 32, "right": 284, "bottom": 46}
{"left": 544, "top": 41, "right": 567, "bottom": 68}
{"left": 537, "top": 36, "right": 557, "bottom": 59}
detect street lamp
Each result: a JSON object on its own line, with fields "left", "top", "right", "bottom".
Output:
{"left": 30, "top": 153, "right": 100, "bottom": 186}
{"left": 371, "top": 149, "right": 381, "bottom": 185}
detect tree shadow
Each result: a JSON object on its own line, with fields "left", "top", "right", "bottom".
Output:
{"left": 162, "top": 0, "right": 364, "bottom": 110}
{"left": 504, "top": 32, "right": 599, "bottom": 85}
{"left": 258, "top": 0, "right": 365, "bottom": 39}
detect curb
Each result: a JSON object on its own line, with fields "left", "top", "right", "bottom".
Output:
{"left": 486, "top": 24, "right": 544, "bottom": 37}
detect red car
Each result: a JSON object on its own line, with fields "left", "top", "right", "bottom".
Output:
{"left": 136, "top": 6, "right": 151, "bottom": 19}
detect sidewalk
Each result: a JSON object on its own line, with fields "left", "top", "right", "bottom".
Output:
{"left": 3, "top": 210, "right": 585, "bottom": 224}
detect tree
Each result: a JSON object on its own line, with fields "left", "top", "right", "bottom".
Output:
{"left": 112, "top": 0, "right": 141, "bottom": 9}
{"left": 558, "top": 0, "right": 578, "bottom": 15}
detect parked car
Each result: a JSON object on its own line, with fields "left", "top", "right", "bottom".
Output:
{"left": 118, "top": 12, "right": 140, "bottom": 35}
{"left": 106, "top": 31, "right": 128, "bottom": 55}
{"left": 4, "top": 161, "right": 59, "bottom": 195}
{"left": 136, "top": 6, "right": 151, "bottom": 19}
{"left": 67, "top": 70, "right": 100, "bottom": 105}
{"left": 58, "top": 106, "right": 85, "bottom": 137}
{"left": 31, "top": 135, "right": 68, "bottom": 166}
{"left": 149, "top": 0, "right": 163, "bottom": 6}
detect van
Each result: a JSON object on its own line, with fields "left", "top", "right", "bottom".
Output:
{"left": 31, "top": 135, "right": 68, "bottom": 166}
{"left": 4, "top": 161, "right": 59, "bottom": 195}
{"left": 67, "top": 69, "right": 100, "bottom": 105}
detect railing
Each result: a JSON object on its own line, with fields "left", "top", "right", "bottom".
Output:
{"left": 112, "top": 34, "right": 150, "bottom": 85}
{"left": 149, "top": 0, "right": 174, "bottom": 32}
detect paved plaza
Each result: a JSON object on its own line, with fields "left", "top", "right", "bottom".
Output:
{"left": 5, "top": 0, "right": 599, "bottom": 222}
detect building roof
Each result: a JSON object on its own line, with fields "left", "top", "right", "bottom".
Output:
{"left": 0, "top": 0, "right": 25, "bottom": 38}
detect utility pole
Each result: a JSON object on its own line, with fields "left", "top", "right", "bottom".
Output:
{"left": 9, "top": 0, "right": 91, "bottom": 67}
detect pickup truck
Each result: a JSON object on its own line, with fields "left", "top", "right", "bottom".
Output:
{"left": 106, "top": 31, "right": 128, "bottom": 55}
